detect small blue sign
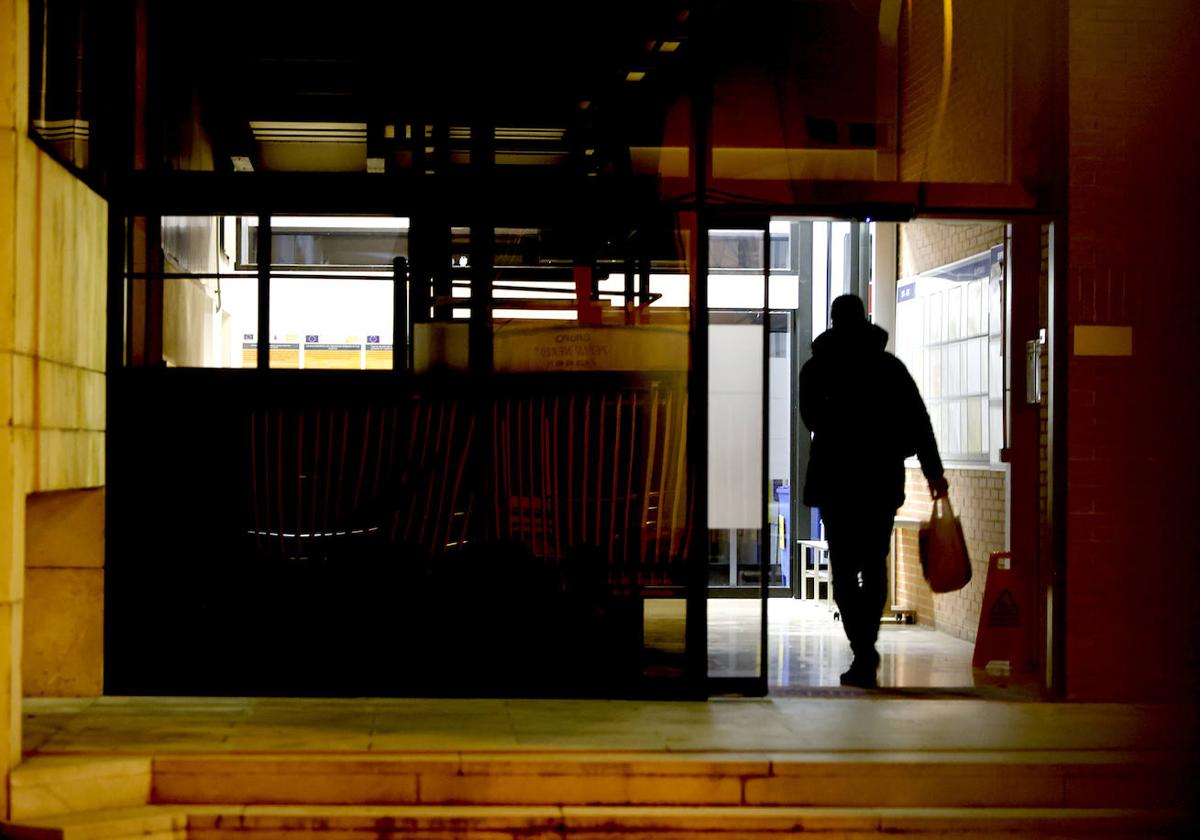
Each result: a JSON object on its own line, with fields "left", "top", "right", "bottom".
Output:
{"left": 243, "top": 333, "right": 255, "bottom": 340}
{"left": 897, "top": 282, "right": 917, "bottom": 302}
{"left": 367, "top": 335, "right": 380, "bottom": 344}
{"left": 306, "top": 334, "right": 319, "bottom": 343}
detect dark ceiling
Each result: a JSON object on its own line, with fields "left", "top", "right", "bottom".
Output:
{"left": 143, "top": 0, "right": 882, "bottom": 175}
{"left": 148, "top": 0, "right": 694, "bottom": 171}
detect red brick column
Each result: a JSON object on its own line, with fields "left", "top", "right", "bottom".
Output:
{"left": 1066, "top": 0, "right": 1200, "bottom": 700}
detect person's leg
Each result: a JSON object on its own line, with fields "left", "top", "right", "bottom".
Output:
{"left": 852, "top": 506, "right": 898, "bottom": 667}
{"left": 824, "top": 504, "right": 895, "bottom": 686}
{"left": 821, "top": 507, "right": 867, "bottom": 661}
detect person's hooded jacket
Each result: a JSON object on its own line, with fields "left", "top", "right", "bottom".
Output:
{"left": 800, "top": 321, "right": 943, "bottom": 510}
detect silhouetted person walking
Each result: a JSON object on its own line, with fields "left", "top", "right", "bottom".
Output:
{"left": 800, "top": 294, "right": 948, "bottom": 688}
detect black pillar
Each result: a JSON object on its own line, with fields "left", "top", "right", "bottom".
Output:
{"left": 470, "top": 120, "right": 494, "bottom": 374}
{"left": 255, "top": 214, "right": 271, "bottom": 370}
{"left": 392, "top": 256, "right": 409, "bottom": 371}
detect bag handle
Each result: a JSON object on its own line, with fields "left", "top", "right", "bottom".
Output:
{"left": 932, "top": 495, "right": 955, "bottom": 519}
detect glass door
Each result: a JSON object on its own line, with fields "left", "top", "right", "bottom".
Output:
{"left": 705, "top": 218, "right": 773, "bottom": 692}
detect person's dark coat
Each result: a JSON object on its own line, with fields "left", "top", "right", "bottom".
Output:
{"left": 800, "top": 321, "right": 943, "bottom": 510}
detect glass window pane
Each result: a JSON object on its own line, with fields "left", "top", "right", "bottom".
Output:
{"left": 264, "top": 217, "right": 400, "bottom": 370}
{"left": 949, "top": 401, "right": 964, "bottom": 455}
{"left": 244, "top": 216, "right": 409, "bottom": 269}
{"left": 946, "top": 343, "right": 960, "bottom": 397}
{"left": 958, "top": 343, "right": 969, "bottom": 395}
{"left": 967, "top": 337, "right": 982, "bottom": 393}
{"left": 898, "top": 237, "right": 1005, "bottom": 464}
{"left": 709, "top": 231, "right": 763, "bottom": 270}
{"left": 831, "top": 222, "right": 852, "bottom": 297}
{"left": 929, "top": 346, "right": 942, "bottom": 398}
{"left": 127, "top": 215, "right": 259, "bottom": 369}
{"left": 269, "top": 275, "right": 394, "bottom": 370}
{"left": 966, "top": 396, "right": 983, "bottom": 454}
{"left": 967, "top": 280, "right": 983, "bottom": 335}
{"left": 164, "top": 274, "right": 258, "bottom": 368}
{"left": 947, "top": 285, "right": 962, "bottom": 339}
{"left": 709, "top": 274, "right": 760, "bottom": 309}
{"left": 979, "top": 337, "right": 989, "bottom": 393}
{"left": 770, "top": 235, "right": 790, "bottom": 271}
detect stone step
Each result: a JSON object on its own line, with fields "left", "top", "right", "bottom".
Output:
{"left": 0, "top": 805, "right": 187, "bottom": 840}
{"left": 146, "top": 751, "right": 1191, "bottom": 810}
{"left": 9, "top": 757, "right": 154, "bottom": 820}
{"left": 2, "top": 803, "right": 1189, "bottom": 840}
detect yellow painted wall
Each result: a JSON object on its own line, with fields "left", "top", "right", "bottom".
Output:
{"left": 1, "top": 0, "right": 109, "bottom": 810}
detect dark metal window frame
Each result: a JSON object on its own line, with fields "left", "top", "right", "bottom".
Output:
{"left": 26, "top": 0, "right": 109, "bottom": 194}
{"left": 235, "top": 216, "right": 412, "bottom": 274}
{"left": 707, "top": 229, "right": 792, "bottom": 274}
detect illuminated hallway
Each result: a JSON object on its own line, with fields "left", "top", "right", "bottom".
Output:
{"left": 705, "top": 599, "right": 979, "bottom": 691}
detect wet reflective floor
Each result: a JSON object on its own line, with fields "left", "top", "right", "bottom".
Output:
{"left": 704, "top": 599, "right": 977, "bottom": 689}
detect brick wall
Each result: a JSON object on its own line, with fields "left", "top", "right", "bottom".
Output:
{"left": 899, "top": 220, "right": 1005, "bottom": 278}
{"left": 895, "top": 220, "right": 1009, "bottom": 642}
{"left": 897, "top": 468, "right": 1006, "bottom": 642}
{"left": 1065, "top": 0, "right": 1200, "bottom": 701}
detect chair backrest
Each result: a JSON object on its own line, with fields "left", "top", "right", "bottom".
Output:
{"left": 247, "top": 398, "right": 475, "bottom": 561}
{"left": 491, "top": 384, "right": 690, "bottom": 592}
{"left": 246, "top": 382, "right": 690, "bottom": 592}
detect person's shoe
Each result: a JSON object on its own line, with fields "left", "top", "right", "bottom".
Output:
{"left": 839, "top": 659, "right": 879, "bottom": 689}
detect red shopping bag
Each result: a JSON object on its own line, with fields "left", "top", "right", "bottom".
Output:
{"left": 919, "top": 497, "right": 972, "bottom": 593}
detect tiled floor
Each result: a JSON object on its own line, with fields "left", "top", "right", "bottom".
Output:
{"left": 22, "top": 695, "right": 1196, "bottom": 756}
{"left": 705, "top": 598, "right": 976, "bottom": 689}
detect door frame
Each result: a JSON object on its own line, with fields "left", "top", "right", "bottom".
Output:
{"left": 702, "top": 215, "right": 773, "bottom": 697}
{"left": 694, "top": 209, "right": 1063, "bottom": 699}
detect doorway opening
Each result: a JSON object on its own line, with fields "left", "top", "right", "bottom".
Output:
{"left": 702, "top": 217, "right": 1050, "bottom": 697}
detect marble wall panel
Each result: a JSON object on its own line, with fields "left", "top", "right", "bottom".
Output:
{"left": 23, "top": 567, "right": 103, "bottom": 697}
{"left": 26, "top": 489, "right": 104, "bottom": 569}
{"left": 0, "top": 128, "right": 15, "bottom": 352}
{"left": 0, "top": 428, "right": 23, "bottom": 604}
{"left": 0, "top": 600, "right": 21, "bottom": 768}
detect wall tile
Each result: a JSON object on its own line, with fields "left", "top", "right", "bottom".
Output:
{"left": 10, "top": 152, "right": 106, "bottom": 370}
{"left": 26, "top": 488, "right": 104, "bottom": 569}
{"left": 0, "top": 429, "right": 23, "bottom": 604}
{"left": 9, "top": 757, "right": 151, "bottom": 818}
{"left": 12, "top": 139, "right": 38, "bottom": 357}
{"left": 28, "top": 359, "right": 104, "bottom": 431}
{"left": 34, "top": 429, "right": 104, "bottom": 493}
{"left": 23, "top": 567, "right": 103, "bottom": 696}
{"left": 0, "top": 350, "right": 11, "bottom": 429}
{"left": 0, "top": 600, "right": 22, "bottom": 771}
{"left": 0, "top": 0, "right": 17, "bottom": 131}
{"left": 0, "top": 129, "right": 15, "bottom": 355}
